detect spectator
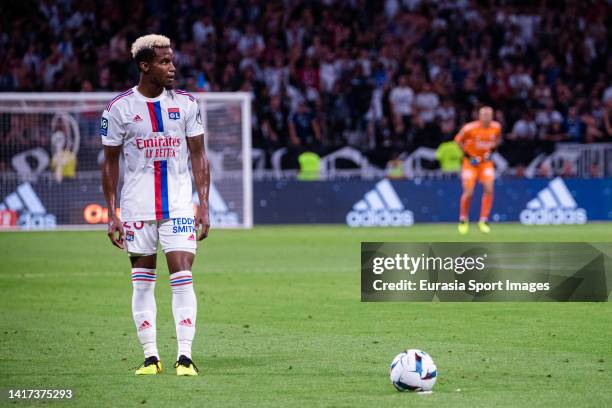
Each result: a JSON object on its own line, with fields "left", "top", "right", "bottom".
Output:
{"left": 263, "top": 54, "right": 288, "bottom": 96}
{"left": 288, "top": 101, "right": 322, "bottom": 150}
{"left": 0, "top": 0, "right": 610, "bottom": 175}
{"left": 389, "top": 74, "right": 414, "bottom": 134}
{"left": 414, "top": 82, "right": 440, "bottom": 124}
{"left": 535, "top": 99, "right": 563, "bottom": 135}
{"left": 508, "top": 64, "right": 533, "bottom": 100}
{"left": 532, "top": 74, "right": 551, "bottom": 105}
{"left": 238, "top": 24, "right": 264, "bottom": 56}
{"left": 582, "top": 104, "right": 605, "bottom": 143}
{"left": 504, "top": 110, "right": 537, "bottom": 166}
{"left": 436, "top": 98, "right": 456, "bottom": 136}
{"left": 604, "top": 100, "right": 612, "bottom": 139}
{"left": 192, "top": 15, "right": 215, "bottom": 46}
{"left": 510, "top": 111, "right": 537, "bottom": 141}
{"left": 538, "top": 116, "right": 567, "bottom": 155}
{"left": 319, "top": 50, "right": 339, "bottom": 93}
{"left": 260, "top": 95, "right": 289, "bottom": 149}
{"left": 42, "top": 44, "right": 64, "bottom": 90}
{"left": 564, "top": 106, "right": 585, "bottom": 143}
{"left": 602, "top": 85, "right": 612, "bottom": 106}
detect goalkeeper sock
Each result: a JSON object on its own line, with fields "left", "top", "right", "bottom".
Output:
{"left": 131, "top": 268, "right": 158, "bottom": 358}
{"left": 170, "top": 271, "right": 197, "bottom": 360}
{"left": 480, "top": 192, "right": 494, "bottom": 221}
{"left": 459, "top": 193, "right": 472, "bottom": 221}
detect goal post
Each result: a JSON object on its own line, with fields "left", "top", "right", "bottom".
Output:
{"left": 0, "top": 92, "right": 253, "bottom": 230}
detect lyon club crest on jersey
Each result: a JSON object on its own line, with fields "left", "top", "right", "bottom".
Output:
{"left": 168, "top": 107, "right": 180, "bottom": 120}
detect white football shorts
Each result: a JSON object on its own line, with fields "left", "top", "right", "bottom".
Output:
{"left": 122, "top": 218, "right": 198, "bottom": 256}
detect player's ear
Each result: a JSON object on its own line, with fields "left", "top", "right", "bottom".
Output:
{"left": 139, "top": 61, "right": 150, "bottom": 74}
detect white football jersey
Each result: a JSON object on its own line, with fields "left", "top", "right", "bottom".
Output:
{"left": 101, "top": 87, "right": 204, "bottom": 221}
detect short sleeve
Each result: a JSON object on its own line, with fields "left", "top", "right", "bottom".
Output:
{"left": 100, "top": 106, "right": 124, "bottom": 146}
{"left": 185, "top": 100, "right": 205, "bottom": 137}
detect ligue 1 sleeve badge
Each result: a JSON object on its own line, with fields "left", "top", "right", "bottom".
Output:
{"left": 100, "top": 117, "right": 108, "bottom": 136}
{"left": 168, "top": 108, "right": 180, "bottom": 120}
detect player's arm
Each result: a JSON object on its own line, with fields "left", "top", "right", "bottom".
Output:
{"left": 454, "top": 124, "right": 467, "bottom": 148}
{"left": 454, "top": 124, "right": 472, "bottom": 159}
{"left": 454, "top": 124, "right": 479, "bottom": 165}
{"left": 185, "top": 100, "right": 210, "bottom": 240}
{"left": 100, "top": 107, "right": 125, "bottom": 249}
{"left": 102, "top": 145, "right": 124, "bottom": 249}
{"left": 187, "top": 136, "right": 210, "bottom": 240}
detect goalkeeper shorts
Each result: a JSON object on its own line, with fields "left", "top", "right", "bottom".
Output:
{"left": 461, "top": 159, "right": 495, "bottom": 186}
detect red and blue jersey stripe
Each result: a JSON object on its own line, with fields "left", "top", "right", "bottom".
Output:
{"left": 175, "top": 89, "right": 195, "bottom": 101}
{"left": 146, "top": 101, "right": 165, "bottom": 132}
{"left": 154, "top": 160, "right": 170, "bottom": 220}
{"left": 105, "top": 89, "right": 133, "bottom": 111}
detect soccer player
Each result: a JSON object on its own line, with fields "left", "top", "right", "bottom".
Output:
{"left": 454, "top": 106, "right": 501, "bottom": 234}
{"left": 100, "top": 34, "right": 210, "bottom": 376}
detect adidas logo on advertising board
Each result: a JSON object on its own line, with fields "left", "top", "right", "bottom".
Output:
{"left": 0, "top": 182, "right": 56, "bottom": 229}
{"left": 520, "top": 177, "right": 587, "bottom": 225}
{"left": 346, "top": 179, "right": 414, "bottom": 227}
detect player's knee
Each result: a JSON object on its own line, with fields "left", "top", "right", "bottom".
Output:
{"left": 462, "top": 188, "right": 474, "bottom": 197}
{"left": 166, "top": 251, "right": 195, "bottom": 273}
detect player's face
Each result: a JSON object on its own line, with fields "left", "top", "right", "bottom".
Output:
{"left": 150, "top": 47, "right": 176, "bottom": 89}
{"left": 479, "top": 108, "right": 493, "bottom": 126}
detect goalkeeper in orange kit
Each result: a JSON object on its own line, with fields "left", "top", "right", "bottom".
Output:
{"left": 454, "top": 106, "right": 501, "bottom": 234}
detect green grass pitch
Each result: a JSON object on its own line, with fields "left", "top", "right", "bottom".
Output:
{"left": 1, "top": 223, "right": 611, "bottom": 407}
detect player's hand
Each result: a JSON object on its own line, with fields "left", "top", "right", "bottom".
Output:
{"left": 107, "top": 215, "right": 125, "bottom": 249}
{"left": 483, "top": 152, "right": 492, "bottom": 162}
{"left": 469, "top": 157, "right": 480, "bottom": 166}
{"left": 195, "top": 202, "right": 210, "bottom": 240}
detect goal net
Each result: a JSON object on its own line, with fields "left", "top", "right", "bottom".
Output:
{"left": 0, "top": 92, "right": 252, "bottom": 230}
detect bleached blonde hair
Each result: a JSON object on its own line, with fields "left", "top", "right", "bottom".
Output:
{"left": 130, "top": 34, "right": 171, "bottom": 59}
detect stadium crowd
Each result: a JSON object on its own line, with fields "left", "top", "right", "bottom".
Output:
{"left": 1, "top": 0, "right": 611, "bottom": 172}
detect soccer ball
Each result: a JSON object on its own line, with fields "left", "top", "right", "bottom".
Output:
{"left": 389, "top": 349, "right": 437, "bottom": 392}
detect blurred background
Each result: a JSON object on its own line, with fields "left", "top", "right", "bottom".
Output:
{"left": 0, "top": 0, "right": 610, "bottom": 228}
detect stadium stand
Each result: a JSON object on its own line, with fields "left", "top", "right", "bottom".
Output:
{"left": 1, "top": 0, "right": 611, "bottom": 177}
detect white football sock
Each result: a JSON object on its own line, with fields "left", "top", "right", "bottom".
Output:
{"left": 170, "top": 270, "right": 196, "bottom": 360}
{"left": 131, "top": 268, "right": 158, "bottom": 359}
